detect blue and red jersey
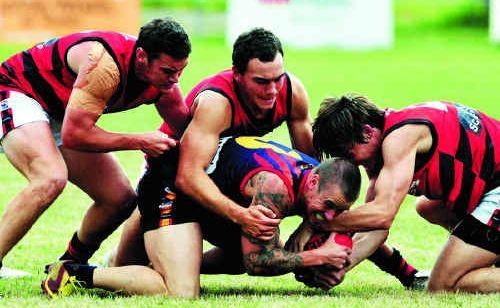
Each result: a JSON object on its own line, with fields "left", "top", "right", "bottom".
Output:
{"left": 159, "top": 69, "right": 292, "bottom": 136}
{"left": 0, "top": 31, "right": 160, "bottom": 121}
{"left": 382, "top": 101, "right": 500, "bottom": 218}
{"left": 206, "top": 136, "right": 318, "bottom": 213}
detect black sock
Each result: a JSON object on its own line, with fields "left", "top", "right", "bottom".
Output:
{"left": 59, "top": 232, "right": 99, "bottom": 264}
{"left": 64, "top": 262, "right": 96, "bottom": 288}
{"left": 368, "top": 247, "right": 417, "bottom": 287}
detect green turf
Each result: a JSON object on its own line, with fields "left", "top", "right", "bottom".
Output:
{"left": 0, "top": 10, "right": 499, "bottom": 308}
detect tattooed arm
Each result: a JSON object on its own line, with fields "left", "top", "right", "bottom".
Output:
{"left": 241, "top": 171, "right": 351, "bottom": 276}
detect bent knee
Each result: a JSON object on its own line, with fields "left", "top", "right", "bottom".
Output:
{"left": 98, "top": 186, "right": 137, "bottom": 210}
{"left": 30, "top": 176, "right": 68, "bottom": 207}
{"left": 427, "top": 278, "right": 456, "bottom": 293}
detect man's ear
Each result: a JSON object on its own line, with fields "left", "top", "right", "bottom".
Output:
{"left": 136, "top": 47, "right": 148, "bottom": 66}
{"left": 232, "top": 66, "right": 242, "bottom": 82}
{"left": 362, "top": 124, "right": 374, "bottom": 140}
{"left": 307, "top": 173, "right": 320, "bottom": 190}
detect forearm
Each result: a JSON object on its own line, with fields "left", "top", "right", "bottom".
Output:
{"left": 156, "top": 100, "right": 190, "bottom": 139}
{"left": 328, "top": 204, "right": 394, "bottom": 233}
{"left": 62, "top": 125, "right": 146, "bottom": 152}
{"left": 347, "top": 230, "right": 389, "bottom": 270}
{"left": 243, "top": 248, "right": 325, "bottom": 276}
{"left": 176, "top": 170, "right": 244, "bottom": 223}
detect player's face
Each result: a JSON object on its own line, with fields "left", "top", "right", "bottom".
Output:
{"left": 234, "top": 53, "right": 285, "bottom": 113}
{"left": 137, "top": 50, "right": 188, "bottom": 93}
{"left": 348, "top": 126, "right": 382, "bottom": 167}
{"left": 305, "top": 176, "right": 352, "bottom": 230}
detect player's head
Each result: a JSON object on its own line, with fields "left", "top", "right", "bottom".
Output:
{"left": 313, "top": 94, "right": 385, "bottom": 166}
{"left": 303, "top": 158, "right": 361, "bottom": 230}
{"left": 135, "top": 18, "right": 191, "bottom": 92}
{"left": 232, "top": 28, "right": 285, "bottom": 112}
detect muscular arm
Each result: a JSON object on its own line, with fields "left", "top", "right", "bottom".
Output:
{"left": 62, "top": 42, "right": 175, "bottom": 154}
{"left": 326, "top": 125, "right": 430, "bottom": 232}
{"left": 176, "top": 92, "right": 280, "bottom": 237}
{"left": 286, "top": 75, "right": 315, "bottom": 156}
{"left": 154, "top": 85, "right": 190, "bottom": 139}
{"left": 241, "top": 172, "right": 349, "bottom": 276}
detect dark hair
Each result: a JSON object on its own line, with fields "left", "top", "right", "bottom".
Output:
{"left": 313, "top": 94, "right": 384, "bottom": 160}
{"left": 136, "top": 18, "right": 191, "bottom": 61}
{"left": 314, "top": 158, "right": 361, "bottom": 203}
{"left": 232, "top": 28, "right": 283, "bottom": 74}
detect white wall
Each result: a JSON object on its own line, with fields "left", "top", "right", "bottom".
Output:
{"left": 227, "top": 0, "right": 393, "bottom": 50}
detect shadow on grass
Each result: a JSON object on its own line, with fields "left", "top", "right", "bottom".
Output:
{"left": 199, "top": 284, "right": 400, "bottom": 298}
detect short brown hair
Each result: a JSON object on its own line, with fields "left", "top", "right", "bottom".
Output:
{"left": 313, "top": 94, "right": 384, "bottom": 160}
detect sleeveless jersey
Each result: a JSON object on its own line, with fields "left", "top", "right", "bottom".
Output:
{"left": 206, "top": 136, "right": 318, "bottom": 213}
{"left": 159, "top": 69, "right": 292, "bottom": 136}
{"left": 382, "top": 101, "right": 500, "bottom": 217}
{"left": 0, "top": 31, "right": 160, "bottom": 121}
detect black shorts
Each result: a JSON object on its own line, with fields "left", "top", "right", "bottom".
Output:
{"left": 137, "top": 151, "right": 242, "bottom": 254}
{"left": 452, "top": 215, "right": 500, "bottom": 254}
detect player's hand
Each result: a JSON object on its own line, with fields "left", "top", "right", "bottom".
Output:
{"left": 315, "top": 232, "right": 351, "bottom": 269}
{"left": 311, "top": 267, "right": 347, "bottom": 290}
{"left": 295, "top": 266, "right": 347, "bottom": 291}
{"left": 239, "top": 204, "right": 280, "bottom": 241}
{"left": 285, "top": 219, "right": 314, "bottom": 252}
{"left": 140, "top": 131, "right": 178, "bottom": 157}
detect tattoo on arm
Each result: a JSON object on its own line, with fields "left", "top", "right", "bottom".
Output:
{"left": 250, "top": 173, "right": 288, "bottom": 214}
{"left": 243, "top": 228, "right": 304, "bottom": 276}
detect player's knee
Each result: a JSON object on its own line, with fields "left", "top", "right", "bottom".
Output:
{"left": 30, "top": 175, "right": 67, "bottom": 208}
{"left": 427, "top": 276, "right": 456, "bottom": 293}
{"left": 99, "top": 186, "right": 137, "bottom": 215}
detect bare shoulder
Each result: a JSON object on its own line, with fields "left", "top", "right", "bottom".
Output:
{"left": 383, "top": 124, "right": 432, "bottom": 154}
{"left": 244, "top": 171, "right": 292, "bottom": 214}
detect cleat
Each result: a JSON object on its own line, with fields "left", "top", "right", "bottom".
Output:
{"left": 408, "top": 270, "right": 430, "bottom": 290}
{"left": 41, "top": 261, "right": 82, "bottom": 298}
{"left": 0, "top": 267, "right": 31, "bottom": 279}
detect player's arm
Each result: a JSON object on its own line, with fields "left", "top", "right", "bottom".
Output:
{"left": 325, "top": 125, "right": 427, "bottom": 232}
{"left": 62, "top": 42, "right": 176, "bottom": 155}
{"left": 154, "top": 84, "right": 190, "bottom": 139}
{"left": 175, "top": 92, "right": 280, "bottom": 240}
{"left": 286, "top": 75, "right": 315, "bottom": 156}
{"left": 241, "top": 172, "right": 350, "bottom": 276}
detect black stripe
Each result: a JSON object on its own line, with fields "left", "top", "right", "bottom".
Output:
{"left": 1, "top": 108, "right": 14, "bottom": 135}
{"left": 382, "top": 119, "right": 438, "bottom": 171}
{"left": 51, "top": 40, "right": 64, "bottom": 84}
{"left": 0, "top": 90, "right": 6, "bottom": 101}
{"left": 480, "top": 127, "right": 495, "bottom": 181}
{"left": 456, "top": 125, "right": 472, "bottom": 166}
{"left": 439, "top": 153, "right": 454, "bottom": 201}
{"left": 2, "top": 62, "right": 17, "bottom": 79}
{"left": 201, "top": 87, "right": 236, "bottom": 134}
{"left": 22, "top": 51, "right": 65, "bottom": 121}
{"left": 285, "top": 73, "right": 292, "bottom": 116}
{"left": 453, "top": 168, "right": 475, "bottom": 217}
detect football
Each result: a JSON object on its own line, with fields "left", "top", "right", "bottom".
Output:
{"left": 303, "top": 231, "right": 353, "bottom": 251}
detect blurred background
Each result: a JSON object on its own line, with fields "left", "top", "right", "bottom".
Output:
{"left": 0, "top": 2, "right": 499, "bottom": 301}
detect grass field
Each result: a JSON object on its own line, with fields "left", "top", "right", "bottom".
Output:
{"left": 1, "top": 3, "right": 500, "bottom": 307}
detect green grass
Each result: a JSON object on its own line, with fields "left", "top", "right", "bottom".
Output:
{"left": 1, "top": 18, "right": 499, "bottom": 308}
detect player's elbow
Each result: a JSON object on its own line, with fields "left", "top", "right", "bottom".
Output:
{"left": 174, "top": 171, "right": 189, "bottom": 194}
{"left": 61, "top": 128, "right": 84, "bottom": 150}
{"left": 377, "top": 214, "right": 395, "bottom": 230}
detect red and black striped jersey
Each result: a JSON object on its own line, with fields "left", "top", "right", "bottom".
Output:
{"left": 0, "top": 31, "right": 160, "bottom": 121}
{"left": 159, "top": 69, "right": 292, "bottom": 137}
{"left": 382, "top": 101, "right": 500, "bottom": 217}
